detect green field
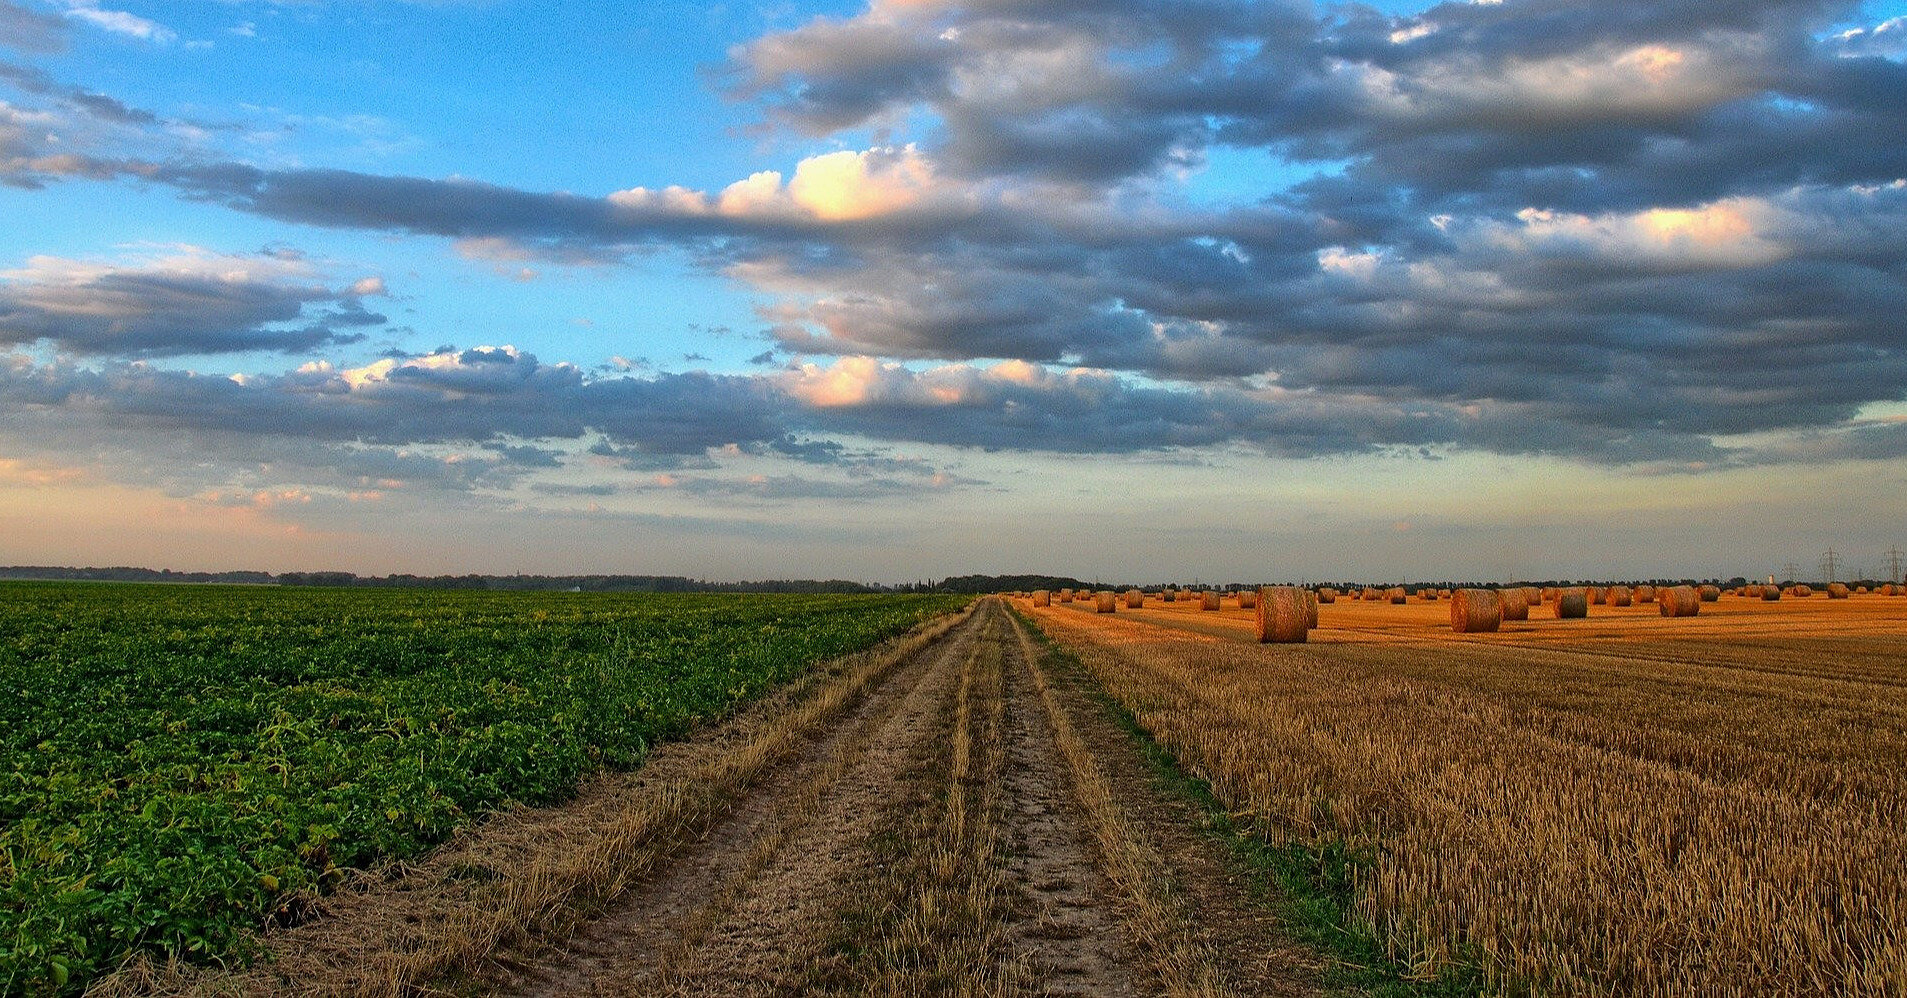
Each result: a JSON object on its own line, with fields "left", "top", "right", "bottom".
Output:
{"left": 0, "top": 582, "right": 966, "bottom": 993}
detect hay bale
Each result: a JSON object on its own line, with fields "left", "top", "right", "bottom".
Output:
{"left": 1306, "top": 589, "right": 1319, "bottom": 629}
{"left": 1828, "top": 583, "right": 1850, "bottom": 599}
{"left": 1257, "top": 586, "right": 1309, "bottom": 643}
{"left": 1095, "top": 591, "right": 1117, "bottom": 613}
{"left": 1523, "top": 587, "right": 1542, "bottom": 607}
{"left": 1032, "top": 590, "right": 1051, "bottom": 607}
{"left": 1418, "top": 588, "right": 1440, "bottom": 602}
{"left": 1388, "top": 587, "right": 1407, "bottom": 604}
{"left": 1162, "top": 588, "right": 1178, "bottom": 603}
{"left": 1699, "top": 585, "right": 1721, "bottom": 602}
{"left": 1058, "top": 589, "right": 1074, "bottom": 602}
{"left": 1200, "top": 590, "right": 1221, "bottom": 611}
{"left": 1237, "top": 590, "right": 1258, "bottom": 609}
{"left": 1634, "top": 584, "right": 1656, "bottom": 603}
{"left": 1553, "top": 588, "right": 1588, "bottom": 618}
{"left": 1125, "top": 588, "right": 1144, "bottom": 609}
{"left": 1790, "top": 584, "right": 1813, "bottom": 598}
{"left": 1586, "top": 586, "right": 1606, "bottom": 605}
{"left": 1451, "top": 589, "right": 1503, "bottom": 633}
{"left": 1317, "top": 587, "right": 1338, "bottom": 604}
{"left": 1540, "top": 587, "right": 1558, "bottom": 603}
{"left": 1607, "top": 585, "right": 1632, "bottom": 607}
{"left": 1500, "top": 587, "right": 1530, "bottom": 621}
{"left": 1763, "top": 585, "right": 1782, "bottom": 601}
{"left": 1856, "top": 585, "right": 1869, "bottom": 594}
{"left": 1659, "top": 585, "right": 1700, "bottom": 617}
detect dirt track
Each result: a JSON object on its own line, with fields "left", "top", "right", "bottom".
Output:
{"left": 485, "top": 598, "right": 1320, "bottom": 997}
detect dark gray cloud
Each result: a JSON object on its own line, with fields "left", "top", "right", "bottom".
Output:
{"left": 0, "top": 61, "right": 156, "bottom": 126}
{"left": 0, "top": 2, "right": 64, "bottom": 54}
{"left": 0, "top": 255, "right": 384, "bottom": 356}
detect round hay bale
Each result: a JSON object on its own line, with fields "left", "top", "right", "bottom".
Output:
{"left": 1553, "top": 588, "right": 1588, "bottom": 618}
{"left": 1523, "top": 587, "right": 1542, "bottom": 607}
{"left": 1058, "top": 589, "right": 1074, "bottom": 602}
{"left": 1885, "top": 584, "right": 1900, "bottom": 596}
{"left": 1032, "top": 590, "right": 1051, "bottom": 607}
{"left": 1699, "top": 585, "right": 1720, "bottom": 602}
{"left": 1659, "top": 585, "right": 1700, "bottom": 617}
{"left": 1317, "top": 587, "right": 1338, "bottom": 604}
{"left": 1790, "top": 584, "right": 1813, "bottom": 598}
{"left": 1387, "top": 587, "right": 1407, "bottom": 604}
{"left": 1828, "top": 583, "right": 1850, "bottom": 599}
{"left": 1451, "top": 589, "right": 1503, "bottom": 633}
{"left": 1162, "top": 588, "right": 1178, "bottom": 603}
{"left": 1125, "top": 588, "right": 1144, "bottom": 609}
{"left": 1500, "top": 587, "right": 1530, "bottom": 621}
{"left": 1200, "top": 590, "right": 1221, "bottom": 611}
{"left": 1763, "top": 585, "right": 1782, "bottom": 601}
{"left": 1305, "top": 589, "right": 1319, "bottom": 629}
{"left": 1418, "top": 588, "right": 1440, "bottom": 602}
{"left": 1540, "top": 587, "right": 1558, "bottom": 603}
{"left": 1586, "top": 586, "right": 1606, "bottom": 605}
{"left": 1634, "top": 584, "right": 1656, "bottom": 603}
{"left": 1095, "top": 591, "right": 1117, "bottom": 613}
{"left": 1237, "top": 590, "right": 1258, "bottom": 609}
{"left": 1607, "top": 585, "right": 1632, "bottom": 607}
{"left": 1257, "top": 586, "right": 1309, "bottom": 643}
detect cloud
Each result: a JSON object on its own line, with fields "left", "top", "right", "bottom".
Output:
{"left": 59, "top": 1, "right": 176, "bottom": 44}
{"left": 0, "top": 247, "right": 384, "bottom": 356}
{"left": 4, "top": 0, "right": 1907, "bottom": 475}
{"left": 0, "top": 3, "right": 65, "bottom": 53}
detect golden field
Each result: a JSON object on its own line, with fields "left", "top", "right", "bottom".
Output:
{"left": 1025, "top": 590, "right": 1907, "bottom": 996}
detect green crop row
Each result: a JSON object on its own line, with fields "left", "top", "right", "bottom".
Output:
{"left": 0, "top": 582, "right": 967, "bottom": 995}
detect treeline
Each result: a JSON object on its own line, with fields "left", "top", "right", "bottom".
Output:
{"left": 909, "top": 574, "right": 1093, "bottom": 594}
{"left": 0, "top": 566, "right": 878, "bottom": 594}
{"left": 0, "top": 566, "right": 276, "bottom": 585}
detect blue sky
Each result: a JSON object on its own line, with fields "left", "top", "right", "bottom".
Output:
{"left": 3, "top": 0, "right": 1907, "bottom": 583}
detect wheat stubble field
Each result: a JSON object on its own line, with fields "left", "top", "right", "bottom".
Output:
{"left": 1026, "top": 591, "right": 1907, "bottom": 997}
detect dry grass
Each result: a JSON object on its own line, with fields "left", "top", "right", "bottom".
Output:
{"left": 1028, "top": 595, "right": 1907, "bottom": 996}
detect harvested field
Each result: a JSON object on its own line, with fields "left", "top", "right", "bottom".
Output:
{"left": 1028, "top": 591, "right": 1907, "bottom": 996}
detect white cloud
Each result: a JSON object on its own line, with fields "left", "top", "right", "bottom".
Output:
{"left": 60, "top": 1, "right": 176, "bottom": 44}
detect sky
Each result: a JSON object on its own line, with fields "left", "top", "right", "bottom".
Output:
{"left": 2, "top": 0, "right": 1906, "bottom": 585}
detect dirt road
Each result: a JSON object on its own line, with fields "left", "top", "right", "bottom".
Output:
{"left": 489, "top": 598, "right": 1321, "bottom": 997}
{"left": 152, "top": 598, "right": 1322, "bottom": 997}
